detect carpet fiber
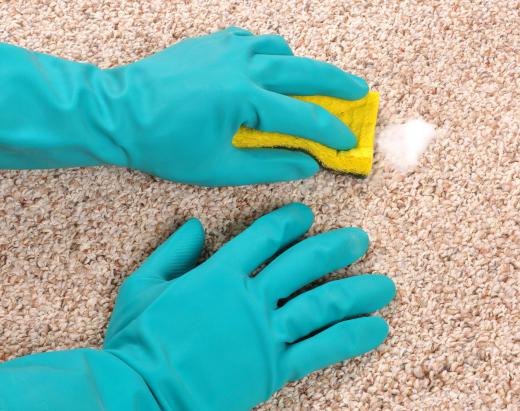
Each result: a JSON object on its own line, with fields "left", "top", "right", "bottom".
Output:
{"left": 0, "top": 1, "right": 518, "bottom": 409}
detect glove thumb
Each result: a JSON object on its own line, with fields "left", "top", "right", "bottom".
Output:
{"left": 135, "top": 218, "right": 205, "bottom": 281}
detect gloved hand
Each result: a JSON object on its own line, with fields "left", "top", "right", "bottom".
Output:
{"left": 0, "top": 27, "right": 369, "bottom": 185}
{"left": 0, "top": 203, "right": 395, "bottom": 411}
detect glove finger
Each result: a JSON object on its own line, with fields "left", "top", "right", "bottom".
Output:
{"left": 251, "top": 55, "right": 369, "bottom": 100}
{"left": 213, "top": 202, "right": 314, "bottom": 274}
{"left": 134, "top": 218, "right": 205, "bottom": 281}
{"left": 275, "top": 274, "right": 396, "bottom": 343}
{"left": 248, "top": 34, "right": 293, "bottom": 55}
{"left": 254, "top": 227, "right": 369, "bottom": 306}
{"left": 208, "top": 147, "right": 318, "bottom": 186}
{"left": 284, "top": 316, "right": 389, "bottom": 381}
{"left": 246, "top": 89, "right": 357, "bottom": 150}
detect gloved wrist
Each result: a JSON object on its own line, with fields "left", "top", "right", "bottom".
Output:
{"left": 98, "top": 63, "right": 178, "bottom": 173}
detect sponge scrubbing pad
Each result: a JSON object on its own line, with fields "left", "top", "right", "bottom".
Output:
{"left": 232, "top": 92, "right": 379, "bottom": 177}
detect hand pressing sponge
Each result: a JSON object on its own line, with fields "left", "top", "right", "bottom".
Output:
{"left": 232, "top": 92, "right": 379, "bottom": 177}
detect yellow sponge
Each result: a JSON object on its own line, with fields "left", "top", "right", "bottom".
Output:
{"left": 232, "top": 92, "right": 379, "bottom": 176}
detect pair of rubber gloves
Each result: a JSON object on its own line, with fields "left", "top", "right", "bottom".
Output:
{"left": 0, "top": 28, "right": 395, "bottom": 410}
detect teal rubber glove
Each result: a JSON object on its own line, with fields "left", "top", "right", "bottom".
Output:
{"left": 0, "top": 27, "right": 369, "bottom": 185}
{"left": 0, "top": 203, "right": 395, "bottom": 411}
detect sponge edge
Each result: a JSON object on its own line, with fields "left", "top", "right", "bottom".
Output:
{"left": 232, "top": 92, "right": 379, "bottom": 177}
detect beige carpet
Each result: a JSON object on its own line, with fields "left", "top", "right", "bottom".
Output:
{"left": 1, "top": 0, "right": 519, "bottom": 409}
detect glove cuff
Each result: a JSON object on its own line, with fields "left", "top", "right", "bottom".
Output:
{"left": 0, "top": 348, "right": 161, "bottom": 411}
{"left": 0, "top": 43, "right": 129, "bottom": 169}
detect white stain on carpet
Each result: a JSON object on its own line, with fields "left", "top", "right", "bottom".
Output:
{"left": 378, "top": 118, "right": 436, "bottom": 172}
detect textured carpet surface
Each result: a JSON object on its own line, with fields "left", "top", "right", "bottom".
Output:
{"left": 0, "top": 1, "right": 519, "bottom": 409}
